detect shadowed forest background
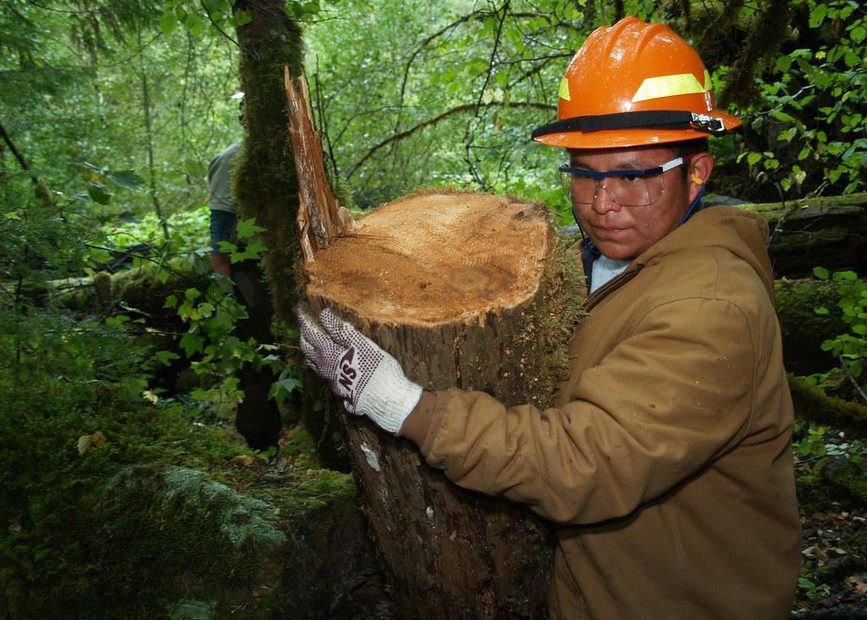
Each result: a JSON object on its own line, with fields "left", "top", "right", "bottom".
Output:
{"left": 1, "top": 0, "right": 866, "bottom": 618}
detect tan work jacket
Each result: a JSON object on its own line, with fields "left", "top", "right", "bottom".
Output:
{"left": 400, "top": 206, "right": 801, "bottom": 619}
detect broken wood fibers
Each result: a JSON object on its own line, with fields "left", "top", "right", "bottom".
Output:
{"left": 305, "top": 188, "right": 585, "bottom": 619}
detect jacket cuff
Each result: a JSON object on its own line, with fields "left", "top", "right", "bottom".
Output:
{"left": 397, "top": 391, "right": 445, "bottom": 455}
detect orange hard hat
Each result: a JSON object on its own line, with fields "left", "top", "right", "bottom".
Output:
{"left": 532, "top": 17, "right": 741, "bottom": 149}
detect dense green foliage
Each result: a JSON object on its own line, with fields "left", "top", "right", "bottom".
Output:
{"left": 811, "top": 267, "right": 867, "bottom": 401}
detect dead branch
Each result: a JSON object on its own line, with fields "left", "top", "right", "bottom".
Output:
{"left": 284, "top": 67, "right": 355, "bottom": 262}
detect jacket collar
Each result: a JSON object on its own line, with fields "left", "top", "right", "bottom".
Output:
{"left": 580, "top": 203, "right": 773, "bottom": 310}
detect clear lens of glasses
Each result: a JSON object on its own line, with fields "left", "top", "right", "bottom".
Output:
{"left": 562, "top": 173, "right": 663, "bottom": 206}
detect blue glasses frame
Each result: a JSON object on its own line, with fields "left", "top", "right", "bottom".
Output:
{"left": 559, "top": 155, "right": 690, "bottom": 180}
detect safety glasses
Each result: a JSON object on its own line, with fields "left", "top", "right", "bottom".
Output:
{"left": 559, "top": 155, "right": 691, "bottom": 207}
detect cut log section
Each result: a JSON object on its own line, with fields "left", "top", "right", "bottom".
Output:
{"left": 307, "top": 189, "right": 551, "bottom": 325}
{"left": 304, "top": 188, "right": 585, "bottom": 619}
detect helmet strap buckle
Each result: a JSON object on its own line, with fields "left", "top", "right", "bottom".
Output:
{"left": 689, "top": 113, "right": 725, "bottom": 135}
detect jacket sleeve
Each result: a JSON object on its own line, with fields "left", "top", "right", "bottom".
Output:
{"left": 400, "top": 297, "right": 758, "bottom": 525}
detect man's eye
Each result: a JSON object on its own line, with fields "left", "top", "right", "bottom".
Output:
{"left": 621, "top": 174, "right": 641, "bottom": 183}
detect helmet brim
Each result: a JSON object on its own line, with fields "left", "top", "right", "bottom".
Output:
{"left": 533, "top": 109, "right": 742, "bottom": 149}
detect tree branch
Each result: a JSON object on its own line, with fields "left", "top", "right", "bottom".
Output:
{"left": 346, "top": 100, "right": 554, "bottom": 179}
{"left": 464, "top": 0, "right": 511, "bottom": 188}
{"left": 838, "top": 354, "right": 867, "bottom": 405}
{"left": 392, "top": 10, "right": 485, "bottom": 135}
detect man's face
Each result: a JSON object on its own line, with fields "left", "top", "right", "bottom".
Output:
{"left": 569, "top": 145, "right": 696, "bottom": 261}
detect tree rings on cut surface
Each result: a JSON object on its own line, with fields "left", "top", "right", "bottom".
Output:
{"left": 304, "top": 189, "right": 553, "bottom": 326}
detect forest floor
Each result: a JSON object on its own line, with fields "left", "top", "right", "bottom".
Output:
{"left": 790, "top": 422, "right": 867, "bottom": 618}
{"left": 795, "top": 503, "right": 867, "bottom": 617}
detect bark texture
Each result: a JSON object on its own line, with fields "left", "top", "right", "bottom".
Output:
{"left": 234, "top": 0, "right": 304, "bottom": 327}
{"left": 736, "top": 192, "right": 867, "bottom": 278}
{"left": 304, "top": 190, "right": 585, "bottom": 618}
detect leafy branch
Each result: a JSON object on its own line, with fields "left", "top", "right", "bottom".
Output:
{"left": 347, "top": 100, "right": 553, "bottom": 179}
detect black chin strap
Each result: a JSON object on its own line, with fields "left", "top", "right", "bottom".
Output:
{"left": 532, "top": 110, "right": 727, "bottom": 139}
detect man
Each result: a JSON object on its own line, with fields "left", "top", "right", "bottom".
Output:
{"left": 207, "top": 139, "right": 242, "bottom": 278}
{"left": 205, "top": 138, "right": 283, "bottom": 450}
{"left": 298, "top": 17, "right": 801, "bottom": 619}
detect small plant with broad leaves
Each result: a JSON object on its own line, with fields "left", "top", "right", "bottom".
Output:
{"left": 812, "top": 266, "right": 867, "bottom": 403}
{"left": 736, "top": 0, "right": 866, "bottom": 197}
{"left": 156, "top": 216, "right": 301, "bottom": 419}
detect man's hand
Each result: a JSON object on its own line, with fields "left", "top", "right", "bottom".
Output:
{"left": 296, "top": 306, "right": 423, "bottom": 434}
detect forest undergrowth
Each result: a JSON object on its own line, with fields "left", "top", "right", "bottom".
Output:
{"left": 2, "top": 285, "right": 866, "bottom": 616}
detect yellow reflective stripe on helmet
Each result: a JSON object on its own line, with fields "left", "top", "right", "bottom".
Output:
{"left": 559, "top": 77, "right": 571, "bottom": 101}
{"left": 631, "top": 70, "right": 711, "bottom": 102}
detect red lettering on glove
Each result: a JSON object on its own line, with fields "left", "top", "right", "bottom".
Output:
{"left": 338, "top": 347, "right": 357, "bottom": 393}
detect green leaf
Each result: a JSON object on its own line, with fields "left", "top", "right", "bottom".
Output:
{"left": 159, "top": 10, "right": 179, "bottom": 34}
{"left": 235, "top": 217, "right": 266, "bottom": 240}
{"left": 777, "top": 127, "right": 797, "bottom": 142}
{"left": 198, "top": 302, "right": 215, "bottom": 318}
{"left": 798, "top": 577, "right": 816, "bottom": 591}
{"left": 180, "top": 332, "right": 204, "bottom": 356}
{"left": 107, "top": 170, "right": 144, "bottom": 189}
{"left": 834, "top": 270, "right": 858, "bottom": 282}
{"left": 747, "top": 152, "right": 762, "bottom": 166}
{"left": 231, "top": 10, "right": 252, "bottom": 27}
{"left": 217, "top": 240, "right": 237, "bottom": 254}
{"left": 813, "top": 266, "right": 830, "bottom": 280}
{"left": 184, "top": 13, "right": 206, "bottom": 37}
{"left": 88, "top": 183, "right": 111, "bottom": 205}
{"left": 105, "top": 315, "right": 130, "bottom": 328}
{"left": 770, "top": 110, "right": 796, "bottom": 123}
{"left": 154, "top": 350, "right": 180, "bottom": 365}
{"left": 275, "top": 377, "right": 302, "bottom": 392}
{"left": 809, "top": 4, "right": 828, "bottom": 28}
{"left": 775, "top": 55, "right": 792, "bottom": 73}
{"left": 231, "top": 239, "right": 267, "bottom": 263}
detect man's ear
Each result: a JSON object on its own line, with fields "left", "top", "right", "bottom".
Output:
{"left": 688, "top": 152, "right": 714, "bottom": 203}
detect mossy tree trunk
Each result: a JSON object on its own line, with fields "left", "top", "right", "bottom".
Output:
{"left": 233, "top": 0, "right": 304, "bottom": 326}
{"left": 231, "top": 1, "right": 330, "bottom": 451}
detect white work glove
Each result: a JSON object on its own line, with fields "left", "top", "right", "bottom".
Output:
{"left": 296, "top": 306, "right": 423, "bottom": 434}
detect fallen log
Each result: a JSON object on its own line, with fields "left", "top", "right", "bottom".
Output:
{"left": 789, "top": 374, "right": 867, "bottom": 438}
{"left": 718, "top": 192, "right": 867, "bottom": 278}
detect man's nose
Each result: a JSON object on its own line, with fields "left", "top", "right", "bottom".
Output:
{"left": 591, "top": 179, "right": 620, "bottom": 214}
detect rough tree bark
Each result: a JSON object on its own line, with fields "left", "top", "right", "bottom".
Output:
{"left": 233, "top": 0, "right": 304, "bottom": 326}
{"left": 303, "top": 189, "right": 585, "bottom": 618}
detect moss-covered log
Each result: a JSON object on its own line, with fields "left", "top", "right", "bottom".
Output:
{"left": 44, "top": 259, "right": 208, "bottom": 320}
{"left": 90, "top": 464, "right": 379, "bottom": 619}
{"left": 0, "top": 370, "right": 386, "bottom": 619}
{"left": 774, "top": 277, "right": 846, "bottom": 375}
{"left": 735, "top": 192, "right": 867, "bottom": 278}
{"left": 789, "top": 374, "right": 867, "bottom": 438}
